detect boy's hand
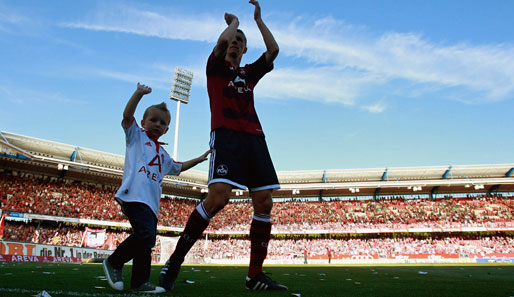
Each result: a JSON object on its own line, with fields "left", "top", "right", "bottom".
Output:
{"left": 249, "top": 0, "right": 261, "bottom": 21}
{"left": 224, "top": 13, "right": 238, "bottom": 26}
{"left": 199, "top": 149, "right": 212, "bottom": 162}
{"left": 136, "top": 82, "right": 152, "bottom": 95}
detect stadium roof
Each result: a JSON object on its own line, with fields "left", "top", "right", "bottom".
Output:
{"left": 1, "top": 130, "right": 513, "bottom": 199}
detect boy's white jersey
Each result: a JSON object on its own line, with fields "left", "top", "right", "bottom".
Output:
{"left": 115, "top": 120, "right": 182, "bottom": 217}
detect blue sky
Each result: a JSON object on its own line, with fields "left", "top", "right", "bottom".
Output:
{"left": 1, "top": 0, "right": 513, "bottom": 172}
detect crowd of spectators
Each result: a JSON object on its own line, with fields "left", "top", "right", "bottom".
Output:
{"left": 190, "top": 235, "right": 514, "bottom": 260}
{"left": 0, "top": 221, "right": 126, "bottom": 248}
{"left": 4, "top": 221, "right": 513, "bottom": 260}
{"left": 1, "top": 171, "right": 514, "bottom": 233}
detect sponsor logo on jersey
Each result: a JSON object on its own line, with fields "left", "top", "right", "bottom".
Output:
{"left": 234, "top": 75, "right": 246, "bottom": 85}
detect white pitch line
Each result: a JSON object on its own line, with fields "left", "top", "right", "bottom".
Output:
{"left": 0, "top": 287, "right": 185, "bottom": 297}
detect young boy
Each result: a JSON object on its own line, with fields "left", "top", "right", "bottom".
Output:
{"left": 103, "top": 82, "right": 210, "bottom": 294}
{"left": 160, "top": 0, "right": 287, "bottom": 291}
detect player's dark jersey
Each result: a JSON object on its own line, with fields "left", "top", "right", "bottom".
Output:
{"left": 206, "top": 52, "right": 273, "bottom": 136}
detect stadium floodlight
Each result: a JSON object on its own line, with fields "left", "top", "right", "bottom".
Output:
{"left": 169, "top": 67, "right": 194, "bottom": 160}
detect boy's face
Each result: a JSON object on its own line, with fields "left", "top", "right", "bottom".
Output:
{"left": 141, "top": 108, "right": 170, "bottom": 138}
{"left": 226, "top": 31, "right": 247, "bottom": 60}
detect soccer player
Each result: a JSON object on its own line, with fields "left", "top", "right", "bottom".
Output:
{"left": 159, "top": 0, "right": 287, "bottom": 291}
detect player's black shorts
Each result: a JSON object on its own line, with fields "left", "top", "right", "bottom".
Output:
{"left": 208, "top": 128, "right": 280, "bottom": 192}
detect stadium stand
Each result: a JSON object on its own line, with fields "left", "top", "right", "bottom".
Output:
{"left": 2, "top": 171, "right": 514, "bottom": 231}
{"left": 1, "top": 131, "right": 514, "bottom": 264}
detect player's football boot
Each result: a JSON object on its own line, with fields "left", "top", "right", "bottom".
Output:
{"left": 159, "top": 259, "right": 181, "bottom": 291}
{"left": 103, "top": 258, "right": 123, "bottom": 291}
{"left": 131, "top": 282, "right": 166, "bottom": 294}
{"left": 245, "top": 272, "right": 288, "bottom": 290}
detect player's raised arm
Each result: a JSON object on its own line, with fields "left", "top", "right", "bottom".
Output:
{"left": 122, "top": 82, "right": 152, "bottom": 127}
{"left": 213, "top": 13, "right": 240, "bottom": 58}
{"left": 250, "top": 0, "right": 279, "bottom": 64}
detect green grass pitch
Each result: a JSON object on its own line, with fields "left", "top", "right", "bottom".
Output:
{"left": 0, "top": 262, "right": 513, "bottom": 296}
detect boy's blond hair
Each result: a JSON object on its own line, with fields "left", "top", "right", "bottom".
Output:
{"left": 143, "top": 102, "right": 171, "bottom": 124}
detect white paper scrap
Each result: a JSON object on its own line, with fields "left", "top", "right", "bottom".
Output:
{"left": 34, "top": 290, "right": 52, "bottom": 297}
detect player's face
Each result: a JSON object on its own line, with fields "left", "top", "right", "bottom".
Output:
{"left": 141, "top": 108, "right": 170, "bottom": 138}
{"left": 227, "top": 31, "right": 247, "bottom": 59}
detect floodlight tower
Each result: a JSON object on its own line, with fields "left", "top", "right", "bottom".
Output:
{"left": 169, "top": 67, "right": 194, "bottom": 160}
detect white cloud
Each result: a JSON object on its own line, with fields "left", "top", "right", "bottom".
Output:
{"left": 0, "top": 4, "right": 30, "bottom": 33}
{"left": 361, "top": 103, "right": 387, "bottom": 114}
{"left": 60, "top": 4, "right": 222, "bottom": 43}
{"left": 256, "top": 67, "right": 387, "bottom": 106}
{"left": 87, "top": 68, "right": 173, "bottom": 92}
{"left": 60, "top": 3, "right": 514, "bottom": 111}
{"left": 0, "top": 85, "right": 86, "bottom": 105}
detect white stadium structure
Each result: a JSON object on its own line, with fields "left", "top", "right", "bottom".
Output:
{"left": 1, "top": 130, "right": 513, "bottom": 200}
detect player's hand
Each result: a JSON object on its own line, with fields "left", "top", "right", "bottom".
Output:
{"left": 249, "top": 0, "right": 261, "bottom": 21}
{"left": 136, "top": 82, "right": 152, "bottom": 95}
{"left": 224, "top": 13, "right": 238, "bottom": 26}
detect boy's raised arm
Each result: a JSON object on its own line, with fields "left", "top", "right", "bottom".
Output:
{"left": 213, "top": 13, "right": 240, "bottom": 58}
{"left": 250, "top": 0, "right": 279, "bottom": 64}
{"left": 122, "top": 82, "right": 152, "bottom": 128}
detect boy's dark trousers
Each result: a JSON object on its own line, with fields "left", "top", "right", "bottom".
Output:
{"left": 107, "top": 201, "right": 157, "bottom": 289}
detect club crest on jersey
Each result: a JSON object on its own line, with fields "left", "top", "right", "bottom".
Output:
{"left": 216, "top": 164, "right": 228, "bottom": 176}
